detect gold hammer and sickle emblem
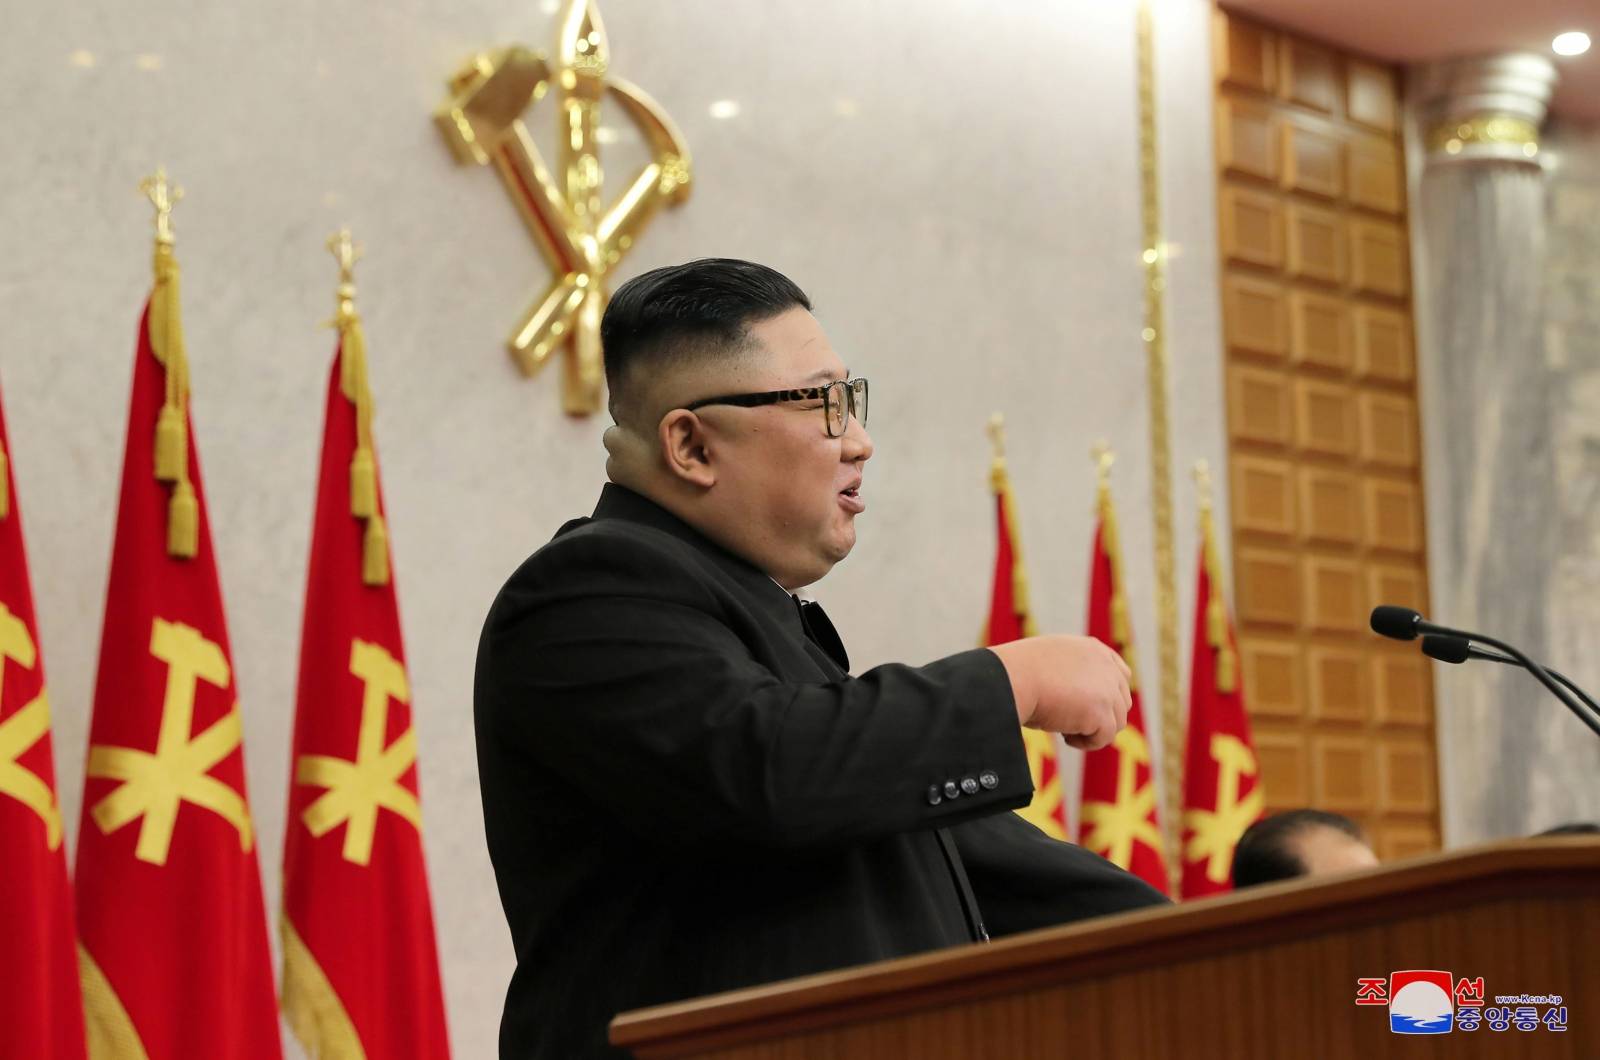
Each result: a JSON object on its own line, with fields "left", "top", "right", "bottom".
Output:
{"left": 86, "top": 619, "right": 252, "bottom": 865}
{"left": 436, "top": 0, "right": 693, "bottom": 415}
{"left": 0, "top": 602, "right": 61, "bottom": 849}
{"left": 295, "top": 640, "right": 421, "bottom": 867}
{"left": 1079, "top": 725, "right": 1165, "bottom": 871}
{"left": 1182, "top": 733, "right": 1264, "bottom": 883}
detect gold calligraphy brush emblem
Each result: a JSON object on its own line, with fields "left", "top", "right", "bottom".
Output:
{"left": 437, "top": 0, "right": 693, "bottom": 415}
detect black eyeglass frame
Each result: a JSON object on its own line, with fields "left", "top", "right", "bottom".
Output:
{"left": 684, "top": 378, "right": 869, "bottom": 438}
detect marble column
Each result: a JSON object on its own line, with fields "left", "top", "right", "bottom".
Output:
{"left": 1412, "top": 54, "right": 1600, "bottom": 843}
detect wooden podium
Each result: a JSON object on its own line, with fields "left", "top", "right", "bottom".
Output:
{"left": 613, "top": 839, "right": 1599, "bottom": 1058}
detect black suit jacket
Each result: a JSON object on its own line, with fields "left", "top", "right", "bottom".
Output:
{"left": 474, "top": 484, "right": 1166, "bottom": 1058}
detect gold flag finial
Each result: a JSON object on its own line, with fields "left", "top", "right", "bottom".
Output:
{"left": 988, "top": 413, "right": 1010, "bottom": 494}
{"left": 329, "top": 228, "right": 361, "bottom": 293}
{"left": 327, "top": 227, "right": 363, "bottom": 334}
{"left": 1193, "top": 459, "right": 1214, "bottom": 512}
{"left": 987, "top": 413, "right": 1006, "bottom": 459}
{"left": 1092, "top": 440, "right": 1115, "bottom": 491}
{"left": 140, "top": 167, "right": 183, "bottom": 248}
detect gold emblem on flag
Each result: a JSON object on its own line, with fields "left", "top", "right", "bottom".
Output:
{"left": 87, "top": 619, "right": 252, "bottom": 864}
{"left": 1183, "top": 733, "right": 1263, "bottom": 884}
{"left": 1078, "top": 726, "right": 1163, "bottom": 871}
{"left": 296, "top": 639, "right": 420, "bottom": 866}
{"left": 0, "top": 603, "right": 61, "bottom": 849}
{"left": 1017, "top": 729, "right": 1068, "bottom": 841}
{"left": 436, "top": 0, "right": 693, "bottom": 415}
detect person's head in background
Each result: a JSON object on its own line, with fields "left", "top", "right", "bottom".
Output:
{"left": 1535, "top": 822, "right": 1600, "bottom": 836}
{"left": 1231, "top": 809, "right": 1379, "bottom": 888}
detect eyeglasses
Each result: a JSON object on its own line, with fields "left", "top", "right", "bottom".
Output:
{"left": 685, "top": 377, "right": 869, "bottom": 438}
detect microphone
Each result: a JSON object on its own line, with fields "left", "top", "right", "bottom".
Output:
{"left": 1372, "top": 607, "right": 1600, "bottom": 741}
{"left": 1420, "top": 634, "right": 1600, "bottom": 722}
{"left": 1418, "top": 633, "right": 1471, "bottom": 664}
{"left": 1370, "top": 605, "right": 1425, "bottom": 641}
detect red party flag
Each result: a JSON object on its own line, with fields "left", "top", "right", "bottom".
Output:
{"left": 74, "top": 201, "right": 282, "bottom": 1059}
{"left": 982, "top": 421, "right": 1068, "bottom": 839}
{"left": 0, "top": 379, "right": 88, "bottom": 1060}
{"left": 1077, "top": 465, "right": 1169, "bottom": 894}
{"left": 280, "top": 239, "right": 450, "bottom": 1059}
{"left": 1179, "top": 482, "right": 1263, "bottom": 898}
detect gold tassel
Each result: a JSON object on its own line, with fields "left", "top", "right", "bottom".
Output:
{"left": 0, "top": 442, "right": 9, "bottom": 519}
{"left": 1206, "top": 597, "right": 1226, "bottom": 648}
{"left": 339, "top": 313, "right": 367, "bottom": 397}
{"left": 148, "top": 252, "right": 173, "bottom": 366}
{"left": 1101, "top": 510, "right": 1119, "bottom": 558}
{"left": 997, "top": 471, "right": 1034, "bottom": 632}
{"left": 349, "top": 446, "right": 376, "bottom": 519}
{"left": 1196, "top": 479, "right": 1239, "bottom": 694}
{"left": 1111, "top": 594, "right": 1130, "bottom": 646}
{"left": 362, "top": 513, "right": 390, "bottom": 586}
{"left": 1216, "top": 644, "right": 1238, "bottom": 694}
{"left": 154, "top": 404, "right": 185, "bottom": 482}
{"left": 167, "top": 480, "right": 198, "bottom": 558}
{"left": 143, "top": 172, "right": 198, "bottom": 561}
{"left": 339, "top": 330, "right": 359, "bottom": 400}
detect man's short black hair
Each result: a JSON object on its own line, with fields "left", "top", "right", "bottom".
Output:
{"left": 1536, "top": 822, "right": 1600, "bottom": 836}
{"left": 1230, "top": 809, "right": 1366, "bottom": 889}
{"left": 601, "top": 258, "right": 811, "bottom": 420}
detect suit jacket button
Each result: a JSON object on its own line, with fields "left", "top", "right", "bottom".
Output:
{"left": 960, "top": 776, "right": 980, "bottom": 796}
{"left": 979, "top": 770, "right": 999, "bottom": 790}
{"left": 943, "top": 780, "right": 961, "bottom": 800}
{"left": 926, "top": 785, "right": 943, "bottom": 806}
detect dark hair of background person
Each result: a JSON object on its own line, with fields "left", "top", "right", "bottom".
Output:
{"left": 601, "top": 258, "right": 812, "bottom": 421}
{"left": 1230, "top": 809, "right": 1366, "bottom": 889}
{"left": 1536, "top": 822, "right": 1600, "bottom": 836}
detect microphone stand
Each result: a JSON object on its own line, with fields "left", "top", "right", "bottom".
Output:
{"left": 1421, "top": 621, "right": 1600, "bottom": 742}
{"left": 1423, "top": 635, "right": 1600, "bottom": 737}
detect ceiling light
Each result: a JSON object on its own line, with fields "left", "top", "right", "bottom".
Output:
{"left": 1552, "top": 31, "right": 1590, "bottom": 57}
{"left": 708, "top": 100, "right": 740, "bottom": 120}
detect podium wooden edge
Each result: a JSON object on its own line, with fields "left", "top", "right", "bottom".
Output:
{"left": 611, "top": 838, "right": 1600, "bottom": 1055}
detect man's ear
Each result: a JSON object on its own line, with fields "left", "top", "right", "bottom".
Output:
{"left": 658, "top": 409, "right": 717, "bottom": 488}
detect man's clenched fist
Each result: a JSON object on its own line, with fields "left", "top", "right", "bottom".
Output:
{"left": 987, "top": 635, "right": 1132, "bottom": 750}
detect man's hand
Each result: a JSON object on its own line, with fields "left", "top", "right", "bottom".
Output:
{"left": 987, "top": 636, "right": 1132, "bottom": 751}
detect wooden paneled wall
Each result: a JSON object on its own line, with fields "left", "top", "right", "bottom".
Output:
{"left": 1212, "top": 9, "right": 1439, "bottom": 858}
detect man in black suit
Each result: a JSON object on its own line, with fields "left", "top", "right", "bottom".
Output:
{"left": 475, "top": 258, "right": 1168, "bottom": 1058}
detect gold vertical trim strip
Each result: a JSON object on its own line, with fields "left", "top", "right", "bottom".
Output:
{"left": 281, "top": 916, "right": 368, "bottom": 1059}
{"left": 1135, "top": 0, "right": 1184, "bottom": 897}
{"left": 79, "top": 944, "right": 151, "bottom": 1060}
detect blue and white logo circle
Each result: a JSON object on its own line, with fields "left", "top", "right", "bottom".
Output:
{"left": 1390, "top": 978, "right": 1454, "bottom": 1035}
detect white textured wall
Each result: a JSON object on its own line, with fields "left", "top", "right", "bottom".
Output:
{"left": 1, "top": 1, "right": 1226, "bottom": 1055}
{"left": 1407, "top": 76, "right": 1600, "bottom": 845}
